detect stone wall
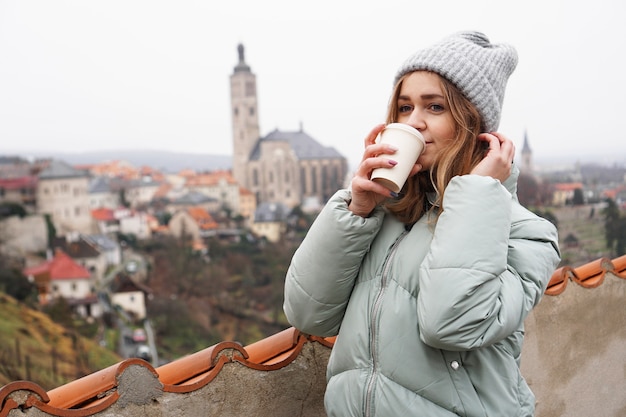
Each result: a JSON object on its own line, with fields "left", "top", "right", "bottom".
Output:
{"left": 521, "top": 271, "right": 626, "bottom": 417}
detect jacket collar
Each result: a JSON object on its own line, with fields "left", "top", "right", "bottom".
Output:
{"left": 503, "top": 163, "right": 520, "bottom": 201}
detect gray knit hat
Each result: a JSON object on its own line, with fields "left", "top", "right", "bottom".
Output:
{"left": 394, "top": 31, "right": 518, "bottom": 132}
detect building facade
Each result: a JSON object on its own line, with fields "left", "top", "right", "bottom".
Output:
{"left": 229, "top": 44, "right": 348, "bottom": 209}
{"left": 36, "top": 160, "right": 92, "bottom": 234}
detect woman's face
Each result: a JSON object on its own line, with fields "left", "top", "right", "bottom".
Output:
{"left": 395, "top": 71, "right": 456, "bottom": 170}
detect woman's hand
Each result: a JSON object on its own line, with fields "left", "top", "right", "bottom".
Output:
{"left": 348, "top": 124, "right": 422, "bottom": 217}
{"left": 470, "top": 132, "right": 515, "bottom": 183}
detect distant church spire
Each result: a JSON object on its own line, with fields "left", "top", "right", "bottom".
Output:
{"left": 521, "top": 129, "right": 533, "bottom": 175}
{"left": 522, "top": 130, "right": 532, "bottom": 154}
{"left": 234, "top": 43, "right": 251, "bottom": 73}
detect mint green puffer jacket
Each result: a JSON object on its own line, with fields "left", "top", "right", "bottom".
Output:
{"left": 284, "top": 167, "right": 560, "bottom": 417}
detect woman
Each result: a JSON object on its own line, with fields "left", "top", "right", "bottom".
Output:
{"left": 284, "top": 31, "right": 560, "bottom": 417}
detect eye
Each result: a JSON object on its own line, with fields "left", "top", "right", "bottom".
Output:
{"left": 398, "top": 104, "right": 413, "bottom": 113}
{"left": 428, "top": 103, "right": 445, "bottom": 112}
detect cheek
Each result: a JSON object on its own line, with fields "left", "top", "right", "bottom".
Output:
{"left": 436, "top": 117, "right": 456, "bottom": 140}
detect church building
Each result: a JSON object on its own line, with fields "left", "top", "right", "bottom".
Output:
{"left": 229, "top": 44, "right": 347, "bottom": 209}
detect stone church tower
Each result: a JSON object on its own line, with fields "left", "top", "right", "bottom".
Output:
{"left": 230, "top": 44, "right": 260, "bottom": 189}
{"left": 229, "top": 45, "right": 348, "bottom": 210}
{"left": 521, "top": 130, "right": 533, "bottom": 175}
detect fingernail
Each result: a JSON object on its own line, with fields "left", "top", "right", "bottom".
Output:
{"left": 389, "top": 160, "right": 398, "bottom": 166}
{"left": 390, "top": 191, "right": 399, "bottom": 198}
{"left": 387, "top": 145, "right": 399, "bottom": 151}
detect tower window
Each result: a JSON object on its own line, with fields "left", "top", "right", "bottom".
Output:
{"left": 246, "top": 81, "right": 255, "bottom": 96}
{"left": 249, "top": 107, "right": 255, "bottom": 116}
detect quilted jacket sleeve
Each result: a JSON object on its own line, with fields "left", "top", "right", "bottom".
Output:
{"left": 417, "top": 174, "right": 560, "bottom": 351}
{"left": 284, "top": 189, "right": 385, "bottom": 337}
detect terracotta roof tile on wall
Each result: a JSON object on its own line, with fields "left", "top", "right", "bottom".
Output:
{"left": 1, "top": 254, "right": 625, "bottom": 417}
{"left": 546, "top": 254, "right": 626, "bottom": 295}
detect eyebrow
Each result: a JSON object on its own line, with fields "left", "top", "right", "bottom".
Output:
{"left": 398, "top": 93, "right": 445, "bottom": 101}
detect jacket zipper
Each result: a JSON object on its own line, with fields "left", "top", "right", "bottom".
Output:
{"left": 364, "top": 231, "right": 408, "bottom": 417}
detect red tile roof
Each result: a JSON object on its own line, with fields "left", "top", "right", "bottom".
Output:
{"left": 3, "top": 254, "right": 625, "bottom": 416}
{"left": 0, "top": 175, "right": 37, "bottom": 189}
{"left": 23, "top": 249, "right": 91, "bottom": 280}
{"left": 185, "top": 170, "right": 237, "bottom": 186}
{"left": 553, "top": 182, "right": 584, "bottom": 191}
{"left": 187, "top": 207, "right": 218, "bottom": 230}
{"left": 91, "top": 208, "right": 116, "bottom": 222}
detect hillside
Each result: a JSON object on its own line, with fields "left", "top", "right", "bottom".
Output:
{"left": 9, "top": 150, "right": 232, "bottom": 173}
{"left": 553, "top": 204, "right": 610, "bottom": 266}
{"left": 0, "top": 293, "right": 121, "bottom": 390}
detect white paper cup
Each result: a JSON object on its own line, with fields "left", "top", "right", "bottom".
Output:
{"left": 371, "top": 123, "right": 425, "bottom": 193}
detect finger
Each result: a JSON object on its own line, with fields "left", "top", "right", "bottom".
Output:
{"left": 364, "top": 124, "right": 386, "bottom": 147}
{"left": 494, "top": 134, "right": 515, "bottom": 160}
{"left": 408, "top": 163, "right": 423, "bottom": 177}
{"left": 357, "top": 155, "right": 398, "bottom": 177}
{"left": 478, "top": 132, "right": 500, "bottom": 150}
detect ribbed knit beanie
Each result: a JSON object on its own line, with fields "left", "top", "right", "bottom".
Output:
{"left": 393, "top": 31, "right": 518, "bottom": 132}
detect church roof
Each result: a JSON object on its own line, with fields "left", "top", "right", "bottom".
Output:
{"left": 249, "top": 128, "right": 344, "bottom": 161}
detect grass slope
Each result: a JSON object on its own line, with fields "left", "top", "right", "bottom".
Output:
{"left": 0, "top": 293, "right": 121, "bottom": 390}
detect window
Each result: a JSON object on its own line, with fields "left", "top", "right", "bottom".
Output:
{"left": 300, "top": 167, "right": 307, "bottom": 193}
{"left": 311, "top": 167, "right": 318, "bottom": 193}
{"left": 245, "top": 81, "right": 255, "bottom": 97}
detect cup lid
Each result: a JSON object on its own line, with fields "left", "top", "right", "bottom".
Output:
{"left": 385, "top": 123, "right": 425, "bottom": 144}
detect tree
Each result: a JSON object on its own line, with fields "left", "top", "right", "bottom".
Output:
{"left": 517, "top": 173, "right": 540, "bottom": 208}
{"left": 44, "top": 213, "right": 56, "bottom": 249}
{"left": 0, "top": 250, "right": 38, "bottom": 303}
{"left": 119, "top": 188, "right": 130, "bottom": 208}
{"left": 572, "top": 188, "right": 585, "bottom": 205}
{"left": 0, "top": 202, "right": 27, "bottom": 219}
{"left": 602, "top": 198, "right": 626, "bottom": 256}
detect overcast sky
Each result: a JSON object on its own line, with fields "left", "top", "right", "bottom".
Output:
{"left": 1, "top": 0, "right": 625, "bottom": 169}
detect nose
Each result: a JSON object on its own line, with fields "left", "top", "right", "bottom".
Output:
{"left": 405, "top": 109, "right": 426, "bottom": 131}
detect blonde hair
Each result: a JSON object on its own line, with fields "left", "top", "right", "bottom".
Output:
{"left": 384, "top": 71, "right": 485, "bottom": 224}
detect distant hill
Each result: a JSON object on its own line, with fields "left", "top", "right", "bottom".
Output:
{"left": 9, "top": 150, "right": 232, "bottom": 173}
